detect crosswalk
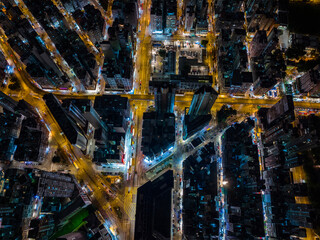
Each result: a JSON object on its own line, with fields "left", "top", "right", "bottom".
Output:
{"left": 123, "top": 187, "right": 137, "bottom": 221}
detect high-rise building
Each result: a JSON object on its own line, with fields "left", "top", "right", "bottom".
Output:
{"left": 221, "top": 119, "right": 265, "bottom": 239}
{"left": 0, "top": 92, "right": 48, "bottom": 164}
{"left": 249, "top": 30, "right": 268, "bottom": 58}
{"left": 28, "top": 215, "right": 55, "bottom": 239}
{"left": 142, "top": 82, "right": 176, "bottom": 157}
{"left": 154, "top": 82, "right": 176, "bottom": 115}
{"left": 183, "top": 86, "right": 218, "bottom": 139}
{"left": 135, "top": 170, "right": 174, "bottom": 240}
{"left": 93, "top": 95, "right": 129, "bottom": 164}
{"left": 141, "top": 112, "right": 175, "bottom": 158}
{"left": 36, "top": 171, "right": 75, "bottom": 198}
{"left": 166, "top": 50, "right": 176, "bottom": 74}
{"left": 43, "top": 94, "right": 87, "bottom": 151}
{"left": 150, "top": 0, "right": 177, "bottom": 34}
{"left": 150, "top": 10, "right": 163, "bottom": 33}
{"left": 255, "top": 93, "right": 320, "bottom": 238}
{"left": 297, "top": 64, "right": 320, "bottom": 96}
{"left": 62, "top": 99, "right": 102, "bottom": 129}
{"left": 258, "top": 95, "right": 295, "bottom": 131}
{"left": 165, "top": 2, "right": 177, "bottom": 34}
{"left": 188, "top": 85, "right": 218, "bottom": 119}
{"left": 184, "top": 5, "right": 195, "bottom": 32}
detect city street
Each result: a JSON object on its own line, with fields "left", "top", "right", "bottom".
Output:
{"left": 2, "top": 0, "right": 320, "bottom": 239}
{"left": 15, "top": 0, "right": 84, "bottom": 92}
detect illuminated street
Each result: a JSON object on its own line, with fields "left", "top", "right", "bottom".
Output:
{"left": 1, "top": 0, "right": 320, "bottom": 239}
{"left": 15, "top": 0, "right": 84, "bottom": 92}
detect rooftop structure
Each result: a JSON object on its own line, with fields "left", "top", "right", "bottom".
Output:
{"left": 135, "top": 170, "right": 174, "bottom": 239}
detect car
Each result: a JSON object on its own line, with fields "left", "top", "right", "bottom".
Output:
{"left": 73, "top": 162, "right": 79, "bottom": 170}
